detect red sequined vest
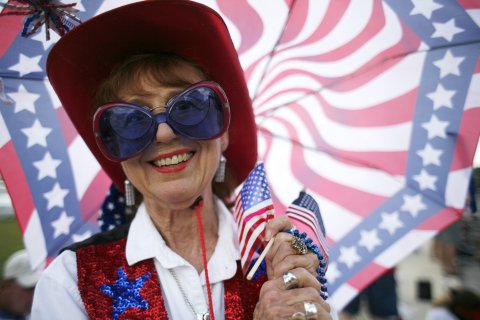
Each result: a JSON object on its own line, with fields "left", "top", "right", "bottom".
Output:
{"left": 74, "top": 228, "right": 266, "bottom": 320}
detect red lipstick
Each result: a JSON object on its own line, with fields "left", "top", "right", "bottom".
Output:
{"left": 150, "top": 148, "right": 194, "bottom": 173}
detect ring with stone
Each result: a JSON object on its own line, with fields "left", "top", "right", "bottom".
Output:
{"left": 291, "top": 235, "right": 308, "bottom": 255}
{"left": 289, "top": 311, "right": 306, "bottom": 320}
{"left": 283, "top": 271, "right": 300, "bottom": 290}
{"left": 304, "top": 301, "right": 318, "bottom": 320}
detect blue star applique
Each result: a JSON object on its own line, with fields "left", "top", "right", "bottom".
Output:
{"left": 100, "top": 267, "right": 151, "bottom": 320}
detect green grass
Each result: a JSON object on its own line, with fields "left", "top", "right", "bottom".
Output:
{"left": 0, "top": 217, "right": 24, "bottom": 273}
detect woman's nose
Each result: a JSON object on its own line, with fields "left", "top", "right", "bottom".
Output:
{"left": 155, "top": 122, "right": 177, "bottom": 143}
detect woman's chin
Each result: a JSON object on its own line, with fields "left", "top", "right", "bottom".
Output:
{"left": 143, "top": 184, "right": 206, "bottom": 209}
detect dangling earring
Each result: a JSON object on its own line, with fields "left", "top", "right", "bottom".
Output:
{"left": 124, "top": 180, "right": 135, "bottom": 207}
{"left": 214, "top": 155, "right": 226, "bottom": 183}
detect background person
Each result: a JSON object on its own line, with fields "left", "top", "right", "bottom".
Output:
{"left": 432, "top": 169, "right": 480, "bottom": 295}
{"left": 0, "top": 250, "right": 41, "bottom": 320}
{"left": 426, "top": 287, "right": 480, "bottom": 320}
{"left": 339, "top": 269, "right": 401, "bottom": 320}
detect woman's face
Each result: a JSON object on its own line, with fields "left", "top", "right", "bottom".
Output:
{"left": 118, "top": 67, "right": 228, "bottom": 210}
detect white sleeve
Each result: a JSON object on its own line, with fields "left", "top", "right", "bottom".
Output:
{"left": 31, "top": 250, "right": 87, "bottom": 320}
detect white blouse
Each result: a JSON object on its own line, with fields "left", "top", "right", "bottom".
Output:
{"left": 31, "top": 198, "right": 240, "bottom": 320}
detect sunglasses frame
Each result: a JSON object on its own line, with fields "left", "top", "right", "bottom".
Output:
{"left": 93, "top": 81, "right": 230, "bottom": 162}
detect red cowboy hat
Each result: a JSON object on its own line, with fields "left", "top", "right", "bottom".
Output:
{"left": 47, "top": 0, "right": 257, "bottom": 191}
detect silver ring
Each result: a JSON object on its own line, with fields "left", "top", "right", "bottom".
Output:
{"left": 283, "top": 271, "right": 299, "bottom": 290}
{"left": 304, "top": 301, "right": 318, "bottom": 319}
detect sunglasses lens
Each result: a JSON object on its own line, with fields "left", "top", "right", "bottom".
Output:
{"left": 98, "top": 105, "right": 155, "bottom": 159}
{"left": 169, "top": 86, "right": 225, "bottom": 139}
{"left": 107, "top": 106, "right": 152, "bottom": 138}
{"left": 94, "top": 82, "right": 228, "bottom": 161}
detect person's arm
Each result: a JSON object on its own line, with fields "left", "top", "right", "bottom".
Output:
{"left": 31, "top": 250, "right": 87, "bottom": 319}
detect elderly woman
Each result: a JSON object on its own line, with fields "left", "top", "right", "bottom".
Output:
{"left": 31, "top": 1, "right": 333, "bottom": 319}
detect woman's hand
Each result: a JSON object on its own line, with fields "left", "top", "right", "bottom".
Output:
{"left": 253, "top": 268, "right": 332, "bottom": 319}
{"left": 264, "top": 216, "right": 319, "bottom": 279}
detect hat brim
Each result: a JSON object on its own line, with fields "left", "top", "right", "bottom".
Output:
{"left": 16, "top": 272, "right": 41, "bottom": 288}
{"left": 47, "top": 0, "right": 257, "bottom": 191}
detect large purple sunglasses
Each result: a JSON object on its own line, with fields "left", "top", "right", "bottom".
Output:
{"left": 93, "top": 81, "right": 230, "bottom": 161}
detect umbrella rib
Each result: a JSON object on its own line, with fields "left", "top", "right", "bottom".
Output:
{"left": 251, "top": 0, "right": 298, "bottom": 103}
{"left": 255, "top": 38, "right": 480, "bottom": 123}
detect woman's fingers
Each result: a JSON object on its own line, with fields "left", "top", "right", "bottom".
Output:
{"left": 258, "top": 217, "right": 330, "bottom": 319}
{"left": 255, "top": 285, "right": 331, "bottom": 319}
{"left": 265, "top": 227, "right": 319, "bottom": 279}
{"left": 260, "top": 268, "right": 321, "bottom": 295}
{"left": 265, "top": 215, "right": 293, "bottom": 241}
{"left": 273, "top": 253, "right": 319, "bottom": 279}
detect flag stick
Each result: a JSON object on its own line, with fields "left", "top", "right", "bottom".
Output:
{"left": 246, "top": 236, "right": 275, "bottom": 280}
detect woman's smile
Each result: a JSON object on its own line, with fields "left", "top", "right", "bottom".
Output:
{"left": 149, "top": 148, "right": 195, "bottom": 173}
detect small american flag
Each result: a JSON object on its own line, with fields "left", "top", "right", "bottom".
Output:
{"left": 233, "top": 162, "right": 274, "bottom": 274}
{"left": 286, "top": 190, "right": 329, "bottom": 267}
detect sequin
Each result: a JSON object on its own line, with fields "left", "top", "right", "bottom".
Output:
{"left": 100, "top": 267, "right": 151, "bottom": 319}
{"left": 76, "top": 234, "right": 266, "bottom": 319}
{"left": 77, "top": 238, "right": 168, "bottom": 319}
{"left": 224, "top": 264, "right": 266, "bottom": 320}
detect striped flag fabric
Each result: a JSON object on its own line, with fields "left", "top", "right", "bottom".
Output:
{"left": 227, "top": 0, "right": 480, "bottom": 309}
{"left": 0, "top": 0, "right": 137, "bottom": 270}
{"left": 1, "top": 0, "right": 479, "bottom": 311}
{"left": 286, "top": 190, "right": 329, "bottom": 267}
{"left": 233, "top": 162, "right": 274, "bottom": 274}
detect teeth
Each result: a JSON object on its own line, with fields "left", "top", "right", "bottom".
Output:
{"left": 153, "top": 152, "right": 193, "bottom": 167}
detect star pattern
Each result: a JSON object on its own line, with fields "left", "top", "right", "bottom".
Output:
{"left": 240, "top": 163, "right": 271, "bottom": 210}
{"left": 8, "top": 54, "right": 43, "bottom": 77}
{"left": 43, "top": 182, "right": 69, "bottom": 210}
{"left": 401, "top": 194, "right": 427, "bottom": 217}
{"left": 326, "top": 262, "right": 341, "bottom": 284}
{"left": 8, "top": 84, "right": 40, "bottom": 114}
{"left": 359, "top": 229, "right": 382, "bottom": 252}
{"left": 98, "top": 184, "right": 127, "bottom": 232}
{"left": 427, "top": 84, "right": 455, "bottom": 110}
{"left": 422, "top": 115, "right": 449, "bottom": 139}
{"left": 100, "top": 268, "right": 151, "bottom": 320}
{"left": 417, "top": 143, "right": 443, "bottom": 166}
{"left": 410, "top": 0, "right": 442, "bottom": 19}
{"left": 379, "top": 212, "right": 403, "bottom": 235}
{"left": 432, "top": 19, "right": 464, "bottom": 42}
{"left": 433, "top": 51, "right": 464, "bottom": 78}
{"left": 31, "top": 27, "right": 60, "bottom": 51}
{"left": 0, "top": 0, "right": 476, "bottom": 303}
{"left": 338, "top": 246, "right": 361, "bottom": 269}
{"left": 413, "top": 169, "right": 438, "bottom": 191}
{"left": 51, "top": 211, "right": 75, "bottom": 238}
{"left": 33, "top": 152, "right": 62, "bottom": 180}
{"left": 21, "top": 119, "right": 52, "bottom": 148}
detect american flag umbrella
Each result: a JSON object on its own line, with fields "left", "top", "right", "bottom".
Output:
{"left": 1, "top": 0, "right": 479, "bottom": 310}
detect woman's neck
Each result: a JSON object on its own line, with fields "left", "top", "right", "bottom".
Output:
{"left": 144, "top": 193, "right": 219, "bottom": 273}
